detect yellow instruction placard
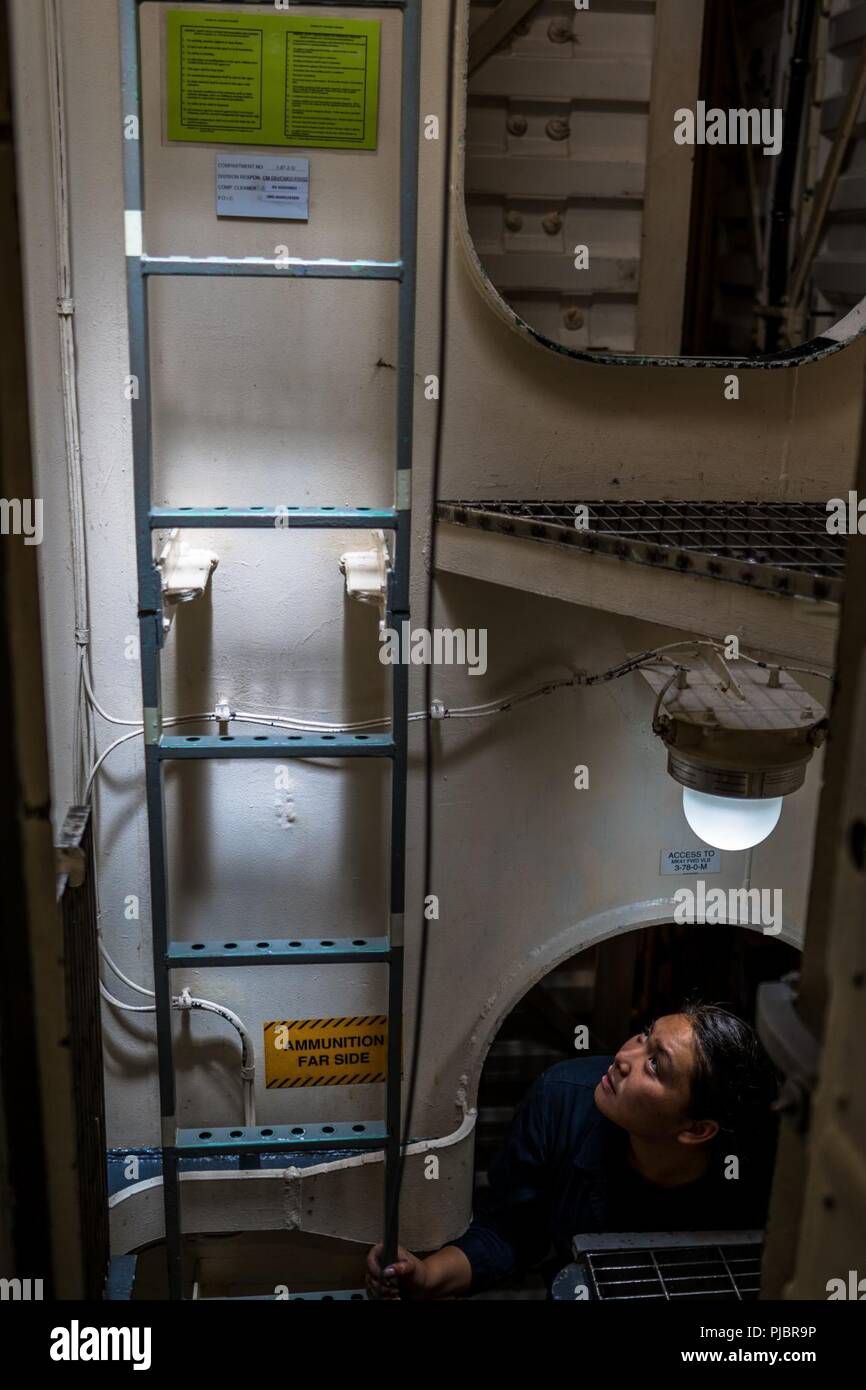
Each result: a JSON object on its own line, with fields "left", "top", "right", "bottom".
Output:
{"left": 264, "top": 1016, "right": 388, "bottom": 1088}
{"left": 166, "top": 10, "right": 380, "bottom": 150}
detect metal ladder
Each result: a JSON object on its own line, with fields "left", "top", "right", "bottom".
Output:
{"left": 118, "top": 0, "right": 421, "bottom": 1299}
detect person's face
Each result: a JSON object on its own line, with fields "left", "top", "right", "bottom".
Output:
{"left": 593, "top": 1013, "right": 718, "bottom": 1146}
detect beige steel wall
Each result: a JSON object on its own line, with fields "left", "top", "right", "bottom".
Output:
{"left": 10, "top": 0, "right": 863, "bottom": 1251}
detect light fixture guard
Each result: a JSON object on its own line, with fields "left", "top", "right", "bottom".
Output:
{"left": 640, "top": 655, "right": 827, "bottom": 799}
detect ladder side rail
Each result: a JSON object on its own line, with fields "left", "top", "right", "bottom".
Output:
{"left": 132, "top": 1, "right": 409, "bottom": 7}
{"left": 383, "top": 0, "right": 423, "bottom": 1269}
{"left": 118, "top": 0, "right": 183, "bottom": 1299}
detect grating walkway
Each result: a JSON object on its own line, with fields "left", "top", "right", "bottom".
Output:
{"left": 580, "top": 1241, "right": 763, "bottom": 1301}
{"left": 437, "top": 501, "right": 845, "bottom": 604}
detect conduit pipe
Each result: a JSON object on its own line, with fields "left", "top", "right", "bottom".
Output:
{"left": 173, "top": 990, "right": 256, "bottom": 1127}
{"left": 108, "top": 1100, "right": 478, "bottom": 1211}
{"left": 45, "top": 0, "right": 94, "bottom": 801}
{"left": 99, "top": 981, "right": 257, "bottom": 1126}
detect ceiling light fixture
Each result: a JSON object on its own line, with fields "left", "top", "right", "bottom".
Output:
{"left": 641, "top": 653, "right": 827, "bottom": 851}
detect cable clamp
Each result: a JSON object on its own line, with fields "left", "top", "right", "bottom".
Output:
{"left": 57, "top": 297, "right": 75, "bottom": 317}
{"left": 240, "top": 1065, "right": 256, "bottom": 1082}
{"left": 74, "top": 627, "right": 90, "bottom": 646}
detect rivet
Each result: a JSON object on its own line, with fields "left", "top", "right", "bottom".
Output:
{"left": 822, "top": 1193, "right": 836, "bottom": 1211}
{"left": 546, "top": 117, "right": 570, "bottom": 142}
{"left": 504, "top": 209, "right": 523, "bottom": 232}
{"left": 564, "top": 306, "right": 585, "bottom": 330}
{"left": 548, "top": 20, "right": 573, "bottom": 43}
{"left": 542, "top": 210, "right": 563, "bottom": 235}
{"left": 507, "top": 113, "right": 528, "bottom": 137}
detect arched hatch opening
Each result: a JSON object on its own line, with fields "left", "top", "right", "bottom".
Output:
{"left": 471, "top": 921, "right": 799, "bottom": 1299}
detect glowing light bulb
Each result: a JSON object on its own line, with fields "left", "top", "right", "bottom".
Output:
{"left": 682, "top": 787, "right": 783, "bottom": 851}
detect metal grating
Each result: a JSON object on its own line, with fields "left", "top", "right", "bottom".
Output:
{"left": 438, "top": 500, "right": 845, "bottom": 603}
{"left": 583, "top": 1242, "right": 762, "bottom": 1302}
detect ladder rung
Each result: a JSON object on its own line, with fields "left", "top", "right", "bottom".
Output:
{"left": 287, "top": 1290, "right": 369, "bottom": 1301}
{"left": 140, "top": 0, "right": 408, "bottom": 8}
{"left": 175, "top": 1123, "right": 388, "bottom": 1156}
{"left": 202, "top": 1290, "right": 368, "bottom": 1302}
{"left": 201, "top": 1295, "right": 278, "bottom": 1302}
{"left": 149, "top": 506, "right": 398, "bottom": 529}
{"left": 167, "top": 937, "right": 391, "bottom": 967}
{"left": 140, "top": 255, "right": 402, "bottom": 281}
{"left": 157, "top": 733, "right": 394, "bottom": 760}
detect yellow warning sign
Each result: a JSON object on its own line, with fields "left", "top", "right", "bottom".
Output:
{"left": 264, "top": 1016, "right": 388, "bottom": 1088}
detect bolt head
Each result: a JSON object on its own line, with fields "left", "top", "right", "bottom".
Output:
{"left": 548, "top": 20, "right": 573, "bottom": 43}
{"left": 546, "top": 117, "right": 570, "bottom": 142}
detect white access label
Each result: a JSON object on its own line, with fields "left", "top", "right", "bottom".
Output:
{"left": 660, "top": 848, "right": 721, "bottom": 875}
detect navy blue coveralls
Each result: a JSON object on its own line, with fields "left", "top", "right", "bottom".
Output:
{"left": 448, "top": 1055, "right": 770, "bottom": 1296}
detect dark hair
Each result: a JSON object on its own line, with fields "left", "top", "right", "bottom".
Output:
{"left": 680, "top": 1001, "right": 780, "bottom": 1141}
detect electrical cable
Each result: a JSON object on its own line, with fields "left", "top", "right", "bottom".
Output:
{"left": 99, "top": 937, "right": 154, "bottom": 997}
{"left": 98, "top": 979, "right": 256, "bottom": 1124}
{"left": 46, "top": 0, "right": 95, "bottom": 804}
{"left": 233, "top": 710, "right": 392, "bottom": 733}
{"left": 83, "top": 729, "right": 141, "bottom": 803}
{"left": 99, "top": 981, "right": 154, "bottom": 1013}
{"left": 82, "top": 712, "right": 220, "bottom": 801}
{"left": 174, "top": 990, "right": 256, "bottom": 1127}
{"left": 82, "top": 660, "right": 143, "bottom": 726}
{"left": 81, "top": 636, "right": 832, "bottom": 797}
{"left": 651, "top": 668, "right": 686, "bottom": 731}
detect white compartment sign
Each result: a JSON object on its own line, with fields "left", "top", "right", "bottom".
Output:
{"left": 660, "top": 848, "right": 721, "bottom": 875}
{"left": 216, "top": 154, "right": 310, "bottom": 220}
